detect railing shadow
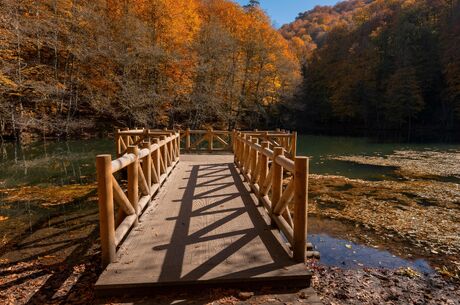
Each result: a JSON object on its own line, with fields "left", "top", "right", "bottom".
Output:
{"left": 0, "top": 194, "right": 102, "bottom": 304}
{"left": 155, "top": 161, "right": 296, "bottom": 283}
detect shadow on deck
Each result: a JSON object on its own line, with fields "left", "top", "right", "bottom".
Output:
{"left": 95, "top": 154, "right": 310, "bottom": 296}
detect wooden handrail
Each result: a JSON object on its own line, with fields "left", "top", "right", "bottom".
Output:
{"left": 233, "top": 131, "right": 308, "bottom": 262}
{"left": 115, "top": 128, "right": 296, "bottom": 157}
{"left": 97, "top": 132, "right": 180, "bottom": 267}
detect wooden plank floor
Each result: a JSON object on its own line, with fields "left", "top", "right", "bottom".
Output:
{"left": 95, "top": 154, "right": 310, "bottom": 294}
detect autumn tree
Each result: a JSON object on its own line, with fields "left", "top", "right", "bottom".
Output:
{"left": 285, "top": 0, "right": 460, "bottom": 138}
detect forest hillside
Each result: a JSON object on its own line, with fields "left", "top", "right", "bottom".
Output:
{"left": 0, "top": 0, "right": 299, "bottom": 140}
{"left": 280, "top": 0, "right": 460, "bottom": 138}
{"left": 1, "top": 0, "right": 460, "bottom": 140}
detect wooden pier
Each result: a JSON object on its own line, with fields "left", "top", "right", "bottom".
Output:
{"left": 95, "top": 129, "right": 311, "bottom": 296}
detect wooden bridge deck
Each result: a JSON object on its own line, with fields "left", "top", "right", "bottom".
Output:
{"left": 95, "top": 154, "right": 310, "bottom": 294}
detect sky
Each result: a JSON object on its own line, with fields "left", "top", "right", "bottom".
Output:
{"left": 234, "top": 0, "right": 340, "bottom": 27}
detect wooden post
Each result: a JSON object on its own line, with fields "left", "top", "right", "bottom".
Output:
{"left": 238, "top": 133, "right": 242, "bottom": 164}
{"left": 96, "top": 155, "right": 116, "bottom": 267}
{"left": 142, "top": 141, "right": 152, "bottom": 193}
{"left": 166, "top": 135, "right": 175, "bottom": 165}
{"left": 153, "top": 138, "right": 161, "bottom": 183}
{"left": 208, "top": 128, "right": 213, "bottom": 152}
{"left": 291, "top": 131, "right": 297, "bottom": 158}
{"left": 243, "top": 135, "right": 252, "bottom": 174}
{"left": 293, "top": 156, "right": 308, "bottom": 262}
{"left": 259, "top": 142, "right": 269, "bottom": 188}
{"left": 271, "top": 147, "right": 284, "bottom": 226}
{"left": 232, "top": 129, "right": 236, "bottom": 153}
{"left": 176, "top": 133, "right": 180, "bottom": 159}
{"left": 127, "top": 146, "right": 139, "bottom": 225}
{"left": 115, "top": 129, "right": 121, "bottom": 157}
{"left": 234, "top": 133, "right": 239, "bottom": 164}
{"left": 122, "top": 127, "right": 129, "bottom": 149}
{"left": 186, "top": 128, "right": 191, "bottom": 152}
{"left": 250, "top": 138, "right": 258, "bottom": 183}
{"left": 142, "top": 128, "right": 149, "bottom": 145}
{"left": 160, "top": 135, "right": 168, "bottom": 168}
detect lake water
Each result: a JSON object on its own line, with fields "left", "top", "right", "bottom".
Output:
{"left": 1, "top": 135, "right": 459, "bottom": 187}
{"left": 0, "top": 139, "right": 113, "bottom": 188}
{"left": 296, "top": 134, "right": 460, "bottom": 180}
{"left": 0, "top": 135, "right": 458, "bottom": 273}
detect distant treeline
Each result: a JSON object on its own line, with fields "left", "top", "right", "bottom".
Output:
{"left": 281, "top": 0, "right": 460, "bottom": 140}
{"left": 0, "top": 0, "right": 299, "bottom": 140}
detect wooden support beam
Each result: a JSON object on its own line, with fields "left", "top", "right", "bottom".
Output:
{"left": 115, "top": 129, "right": 121, "bottom": 157}
{"left": 160, "top": 136, "right": 168, "bottom": 170}
{"left": 259, "top": 142, "right": 269, "bottom": 189}
{"left": 250, "top": 138, "right": 259, "bottom": 184}
{"left": 186, "top": 128, "right": 191, "bottom": 151}
{"left": 238, "top": 135, "right": 244, "bottom": 167}
{"left": 176, "top": 133, "right": 181, "bottom": 159}
{"left": 273, "top": 179, "right": 294, "bottom": 215}
{"left": 127, "top": 146, "right": 139, "bottom": 225}
{"left": 260, "top": 162, "right": 274, "bottom": 196}
{"left": 234, "top": 134, "right": 239, "bottom": 164}
{"left": 112, "top": 177, "right": 135, "bottom": 215}
{"left": 138, "top": 163, "right": 150, "bottom": 196}
{"left": 243, "top": 136, "right": 252, "bottom": 174}
{"left": 291, "top": 132, "right": 297, "bottom": 158}
{"left": 142, "top": 142, "right": 152, "bottom": 192}
{"left": 270, "top": 147, "right": 284, "bottom": 226}
{"left": 167, "top": 137, "right": 173, "bottom": 165}
{"left": 284, "top": 206, "right": 294, "bottom": 228}
{"left": 232, "top": 129, "right": 236, "bottom": 153}
{"left": 215, "top": 135, "right": 229, "bottom": 147}
{"left": 152, "top": 139, "right": 161, "bottom": 182}
{"left": 96, "top": 155, "right": 116, "bottom": 267}
{"left": 208, "top": 129, "right": 213, "bottom": 152}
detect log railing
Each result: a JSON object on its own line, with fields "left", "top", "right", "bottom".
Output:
{"left": 116, "top": 128, "right": 297, "bottom": 157}
{"left": 240, "top": 130, "right": 297, "bottom": 158}
{"left": 102, "top": 128, "right": 307, "bottom": 265}
{"left": 234, "top": 132, "right": 308, "bottom": 262}
{"left": 97, "top": 132, "right": 180, "bottom": 267}
{"left": 115, "top": 128, "right": 175, "bottom": 157}
{"left": 180, "top": 129, "right": 233, "bottom": 152}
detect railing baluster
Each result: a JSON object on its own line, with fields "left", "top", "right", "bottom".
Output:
{"left": 153, "top": 138, "right": 161, "bottom": 183}
{"left": 127, "top": 146, "right": 139, "bottom": 225}
{"left": 291, "top": 131, "right": 297, "bottom": 158}
{"left": 160, "top": 136, "right": 168, "bottom": 170}
{"left": 208, "top": 128, "right": 213, "bottom": 152}
{"left": 176, "top": 133, "right": 180, "bottom": 159}
{"left": 243, "top": 135, "right": 252, "bottom": 175}
{"left": 186, "top": 128, "right": 191, "bottom": 151}
{"left": 142, "top": 141, "right": 152, "bottom": 193}
{"left": 259, "top": 142, "right": 269, "bottom": 188}
{"left": 270, "top": 147, "right": 284, "bottom": 226}
{"left": 251, "top": 138, "right": 258, "bottom": 184}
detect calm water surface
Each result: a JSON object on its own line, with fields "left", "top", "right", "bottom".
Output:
{"left": 1, "top": 135, "right": 458, "bottom": 187}
{"left": 0, "top": 135, "right": 457, "bottom": 272}
{"left": 297, "top": 134, "right": 460, "bottom": 180}
{"left": 0, "top": 139, "right": 112, "bottom": 188}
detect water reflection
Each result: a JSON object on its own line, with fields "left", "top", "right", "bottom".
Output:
{"left": 309, "top": 233, "right": 433, "bottom": 274}
{"left": 0, "top": 139, "right": 113, "bottom": 187}
{"left": 307, "top": 216, "right": 435, "bottom": 274}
